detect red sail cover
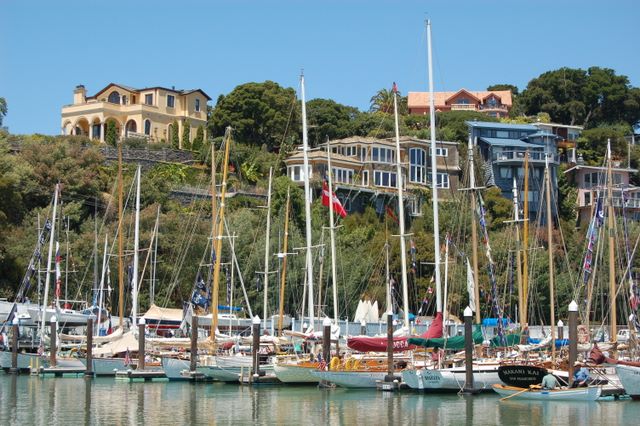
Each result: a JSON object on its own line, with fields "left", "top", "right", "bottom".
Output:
{"left": 346, "top": 312, "right": 444, "bottom": 353}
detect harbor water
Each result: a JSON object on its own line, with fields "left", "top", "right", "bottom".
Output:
{"left": 1, "top": 375, "right": 639, "bottom": 425}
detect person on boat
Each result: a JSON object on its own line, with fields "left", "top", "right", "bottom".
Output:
{"left": 572, "top": 362, "right": 590, "bottom": 388}
{"left": 541, "top": 372, "right": 558, "bottom": 390}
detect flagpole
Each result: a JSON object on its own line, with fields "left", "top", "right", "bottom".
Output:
{"left": 326, "top": 142, "right": 339, "bottom": 327}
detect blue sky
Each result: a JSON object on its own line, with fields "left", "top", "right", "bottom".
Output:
{"left": 1, "top": 0, "right": 639, "bottom": 135}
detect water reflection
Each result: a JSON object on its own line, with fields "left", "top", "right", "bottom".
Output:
{"left": 1, "top": 376, "right": 639, "bottom": 425}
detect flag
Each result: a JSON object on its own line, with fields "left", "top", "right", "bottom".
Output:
{"left": 385, "top": 205, "right": 399, "bottom": 224}
{"left": 55, "top": 242, "right": 62, "bottom": 300}
{"left": 466, "top": 258, "right": 476, "bottom": 312}
{"left": 321, "top": 181, "right": 347, "bottom": 218}
{"left": 124, "top": 348, "right": 131, "bottom": 366}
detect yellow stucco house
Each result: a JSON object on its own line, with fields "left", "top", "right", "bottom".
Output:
{"left": 61, "top": 83, "right": 210, "bottom": 147}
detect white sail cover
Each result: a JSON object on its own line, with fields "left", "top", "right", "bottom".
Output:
{"left": 466, "top": 259, "right": 476, "bottom": 312}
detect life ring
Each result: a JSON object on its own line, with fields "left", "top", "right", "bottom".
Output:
{"left": 330, "top": 356, "right": 340, "bottom": 371}
{"left": 577, "top": 325, "right": 589, "bottom": 344}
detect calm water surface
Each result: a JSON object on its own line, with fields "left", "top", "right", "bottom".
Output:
{"left": 0, "top": 375, "right": 638, "bottom": 425}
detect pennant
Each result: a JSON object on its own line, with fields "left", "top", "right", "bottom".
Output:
{"left": 55, "top": 242, "right": 62, "bottom": 300}
{"left": 385, "top": 205, "right": 399, "bottom": 224}
{"left": 322, "top": 181, "right": 347, "bottom": 218}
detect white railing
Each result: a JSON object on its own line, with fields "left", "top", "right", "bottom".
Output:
{"left": 493, "top": 151, "right": 559, "bottom": 164}
{"left": 450, "top": 104, "right": 477, "bottom": 111}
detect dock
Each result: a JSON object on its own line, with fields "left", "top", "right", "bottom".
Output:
{"left": 114, "top": 369, "right": 168, "bottom": 382}
{"left": 38, "top": 366, "right": 86, "bottom": 378}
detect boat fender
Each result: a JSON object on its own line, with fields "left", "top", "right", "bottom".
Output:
{"left": 352, "top": 359, "right": 361, "bottom": 370}
{"left": 330, "top": 357, "right": 340, "bottom": 371}
{"left": 344, "top": 358, "right": 354, "bottom": 370}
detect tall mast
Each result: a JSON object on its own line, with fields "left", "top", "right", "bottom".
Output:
{"left": 607, "top": 140, "right": 617, "bottom": 341}
{"left": 211, "top": 127, "right": 232, "bottom": 343}
{"left": 326, "top": 143, "right": 340, "bottom": 325}
{"left": 513, "top": 177, "right": 524, "bottom": 326}
{"left": 278, "top": 188, "right": 291, "bottom": 335}
{"left": 209, "top": 137, "right": 217, "bottom": 341}
{"left": 427, "top": 19, "right": 443, "bottom": 314}
{"left": 131, "top": 165, "right": 141, "bottom": 326}
{"left": 469, "top": 139, "right": 480, "bottom": 322}
{"left": 40, "top": 184, "right": 59, "bottom": 339}
{"left": 300, "top": 73, "right": 315, "bottom": 329}
{"left": 385, "top": 222, "right": 391, "bottom": 313}
{"left": 544, "top": 155, "right": 556, "bottom": 361}
{"left": 262, "top": 167, "right": 273, "bottom": 320}
{"left": 392, "top": 83, "right": 410, "bottom": 329}
{"left": 522, "top": 152, "right": 530, "bottom": 326}
{"left": 117, "top": 141, "right": 124, "bottom": 328}
{"left": 96, "top": 235, "right": 108, "bottom": 335}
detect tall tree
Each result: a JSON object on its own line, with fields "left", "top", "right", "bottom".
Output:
{"left": 192, "top": 125, "right": 204, "bottom": 152}
{"left": 105, "top": 120, "right": 118, "bottom": 147}
{"left": 487, "top": 84, "right": 519, "bottom": 96}
{"left": 182, "top": 119, "right": 191, "bottom": 150}
{"left": 0, "top": 97, "right": 7, "bottom": 127}
{"left": 171, "top": 120, "right": 180, "bottom": 149}
{"left": 369, "top": 87, "right": 407, "bottom": 114}
{"left": 306, "top": 98, "right": 361, "bottom": 146}
{"left": 209, "top": 81, "right": 299, "bottom": 149}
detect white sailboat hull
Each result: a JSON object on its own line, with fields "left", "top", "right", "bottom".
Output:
{"left": 273, "top": 363, "right": 319, "bottom": 383}
{"left": 28, "top": 306, "right": 95, "bottom": 325}
{"left": 402, "top": 365, "right": 501, "bottom": 391}
{"left": 616, "top": 364, "right": 640, "bottom": 399}
{"left": 161, "top": 357, "right": 191, "bottom": 380}
{"left": 92, "top": 357, "right": 127, "bottom": 376}
{"left": 311, "top": 370, "right": 387, "bottom": 388}
{"left": 492, "top": 384, "right": 602, "bottom": 401}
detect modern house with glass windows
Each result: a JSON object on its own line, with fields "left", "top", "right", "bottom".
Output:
{"left": 408, "top": 89, "right": 513, "bottom": 118}
{"left": 564, "top": 160, "right": 640, "bottom": 224}
{"left": 284, "top": 136, "right": 459, "bottom": 216}
{"left": 467, "top": 121, "right": 560, "bottom": 220}
{"left": 61, "top": 83, "right": 210, "bottom": 146}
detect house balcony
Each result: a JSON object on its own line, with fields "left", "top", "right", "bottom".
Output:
{"left": 580, "top": 197, "right": 640, "bottom": 209}
{"left": 450, "top": 104, "right": 478, "bottom": 111}
{"left": 492, "top": 150, "right": 559, "bottom": 164}
{"left": 478, "top": 104, "right": 509, "bottom": 112}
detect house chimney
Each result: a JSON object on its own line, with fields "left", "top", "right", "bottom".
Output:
{"left": 73, "top": 85, "right": 86, "bottom": 105}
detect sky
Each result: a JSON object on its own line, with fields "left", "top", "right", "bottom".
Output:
{"left": 1, "top": 0, "right": 639, "bottom": 135}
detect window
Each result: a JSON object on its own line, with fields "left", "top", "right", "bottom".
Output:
{"left": 144, "top": 119, "right": 151, "bottom": 135}
{"left": 457, "top": 97, "right": 470, "bottom": 104}
{"left": 167, "top": 95, "right": 175, "bottom": 108}
{"left": 289, "top": 165, "right": 311, "bottom": 182}
{"left": 499, "top": 167, "right": 512, "bottom": 179}
{"left": 487, "top": 97, "right": 498, "bottom": 107}
{"left": 108, "top": 91, "right": 121, "bottom": 104}
{"left": 409, "top": 198, "right": 423, "bottom": 216}
{"left": 436, "top": 173, "right": 449, "bottom": 189}
{"left": 496, "top": 130, "right": 509, "bottom": 138}
{"left": 372, "top": 147, "right": 394, "bottom": 163}
{"left": 584, "top": 192, "right": 591, "bottom": 206}
{"left": 435, "top": 147, "right": 448, "bottom": 157}
{"left": 409, "top": 148, "right": 426, "bottom": 184}
{"left": 144, "top": 94, "right": 153, "bottom": 105}
{"left": 332, "top": 167, "right": 354, "bottom": 184}
{"left": 361, "top": 170, "right": 369, "bottom": 186}
{"left": 195, "top": 98, "right": 201, "bottom": 112}
{"left": 344, "top": 146, "right": 357, "bottom": 157}
{"left": 613, "top": 173, "right": 622, "bottom": 185}
{"left": 122, "top": 95, "right": 128, "bottom": 105}
{"left": 374, "top": 171, "right": 397, "bottom": 188}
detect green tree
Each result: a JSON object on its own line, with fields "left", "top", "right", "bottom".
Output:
{"left": 171, "top": 120, "right": 180, "bottom": 149}
{"left": 182, "top": 119, "right": 191, "bottom": 150}
{"left": 192, "top": 125, "right": 204, "bottom": 152}
{"left": 306, "top": 98, "right": 361, "bottom": 146}
{"left": 369, "top": 87, "right": 407, "bottom": 114}
{"left": 105, "top": 120, "right": 118, "bottom": 147}
{"left": 519, "top": 67, "right": 640, "bottom": 128}
{"left": 487, "top": 84, "right": 519, "bottom": 96}
{"left": 576, "top": 124, "right": 630, "bottom": 165}
{"left": 209, "top": 81, "right": 299, "bottom": 149}
{"left": 0, "top": 97, "right": 7, "bottom": 127}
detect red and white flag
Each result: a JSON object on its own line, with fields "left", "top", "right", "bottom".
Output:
{"left": 322, "top": 181, "right": 347, "bottom": 218}
{"left": 54, "top": 242, "right": 62, "bottom": 300}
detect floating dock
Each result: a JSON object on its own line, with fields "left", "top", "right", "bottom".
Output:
{"left": 115, "top": 369, "right": 168, "bottom": 382}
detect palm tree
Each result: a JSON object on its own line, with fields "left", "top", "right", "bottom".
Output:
{"left": 369, "top": 88, "right": 408, "bottom": 115}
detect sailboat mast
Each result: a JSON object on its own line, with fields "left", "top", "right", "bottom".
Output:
{"left": 278, "top": 188, "right": 291, "bottom": 335}
{"left": 385, "top": 222, "right": 391, "bottom": 313}
{"left": 326, "top": 143, "right": 339, "bottom": 325}
{"left": 469, "top": 140, "right": 480, "bottom": 322}
{"left": 427, "top": 19, "right": 443, "bottom": 314}
{"left": 132, "top": 165, "right": 141, "bottom": 326}
{"left": 392, "top": 84, "right": 410, "bottom": 329}
{"left": 544, "top": 155, "right": 556, "bottom": 360}
{"left": 262, "top": 167, "right": 273, "bottom": 320}
{"left": 41, "top": 183, "right": 59, "bottom": 339}
{"left": 117, "top": 141, "right": 124, "bottom": 328}
{"left": 522, "top": 153, "right": 530, "bottom": 325}
{"left": 513, "top": 178, "right": 525, "bottom": 327}
{"left": 607, "top": 140, "right": 617, "bottom": 341}
{"left": 211, "top": 127, "right": 232, "bottom": 342}
{"left": 209, "top": 138, "right": 217, "bottom": 342}
{"left": 300, "top": 74, "right": 315, "bottom": 328}
{"left": 96, "top": 235, "right": 108, "bottom": 335}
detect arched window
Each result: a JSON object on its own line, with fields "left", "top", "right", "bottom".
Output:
{"left": 409, "top": 148, "right": 426, "bottom": 184}
{"left": 144, "top": 119, "right": 151, "bottom": 135}
{"left": 108, "top": 91, "right": 121, "bottom": 104}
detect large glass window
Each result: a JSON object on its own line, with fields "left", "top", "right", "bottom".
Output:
{"left": 436, "top": 173, "right": 449, "bottom": 189}
{"left": 332, "top": 167, "right": 354, "bottom": 184}
{"left": 167, "top": 95, "right": 175, "bottom": 108}
{"left": 409, "top": 148, "right": 426, "bottom": 184}
{"left": 108, "top": 91, "right": 121, "bottom": 104}
{"left": 144, "top": 94, "right": 153, "bottom": 105}
{"left": 144, "top": 119, "right": 151, "bottom": 135}
{"left": 288, "top": 165, "right": 311, "bottom": 182}
{"left": 195, "top": 98, "right": 201, "bottom": 112}
{"left": 374, "top": 171, "right": 397, "bottom": 188}
{"left": 372, "top": 147, "right": 394, "bottom": 163}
